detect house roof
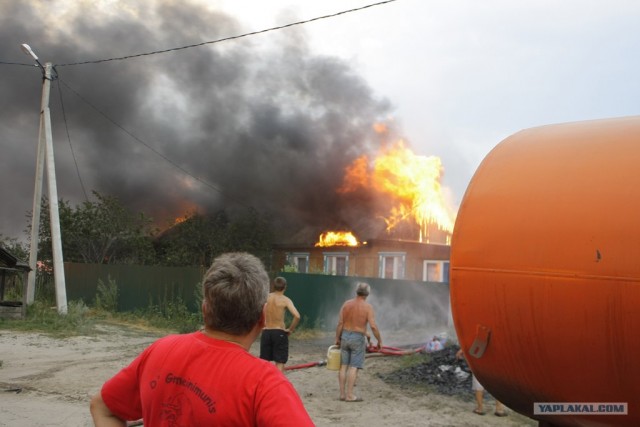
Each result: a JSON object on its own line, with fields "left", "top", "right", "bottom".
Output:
{"left": 273, "top": 238, "right": 450, "bottom": 251}
{"left": 0, "top": 246, "right": 31, "bottom": 271}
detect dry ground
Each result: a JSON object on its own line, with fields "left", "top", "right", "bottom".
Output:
{"left": 0, "top": 324, "right": 536, "bottom": 426}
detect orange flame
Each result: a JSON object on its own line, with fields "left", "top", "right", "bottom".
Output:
{"left": 174, "top": 216, "right": 188, "bottom": 225}
{"left": 339, "top": 138, "right": 455, "bottom": 244}
{"left": 315, "top": 231, "right": 360, "bottom": 247}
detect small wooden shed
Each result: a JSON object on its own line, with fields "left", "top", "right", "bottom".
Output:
{"left": 0, "top": 246, "right": 31, "bottom": 319}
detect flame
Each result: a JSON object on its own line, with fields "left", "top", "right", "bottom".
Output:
{"left": 339, "top": 138, "right": 455, "bottom": 244}
{"left": 315, "top": 231, "right": 360, "bottom": 247}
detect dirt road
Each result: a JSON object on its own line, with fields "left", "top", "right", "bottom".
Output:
{"left": 0, "top": 324, "right": 535, "bottom": 426}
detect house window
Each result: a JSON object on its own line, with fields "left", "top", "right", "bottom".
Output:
{"left": 423, "top": 260, "right": 450, "bottom": 282}
{"left": 378, "top": 252, "right": 405, "bottom": 279}
{"left": 287, "top": 253, "right": 309, "bottom": 273}
{"left": 324, "top": 252, "right": 349, "bottom": 276}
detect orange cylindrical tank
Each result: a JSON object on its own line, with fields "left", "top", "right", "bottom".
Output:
{"left": 450, "top": 116, "right": 640, "bottom": 427}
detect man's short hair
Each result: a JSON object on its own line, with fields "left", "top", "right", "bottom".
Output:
{"left": 356, "top": 282, "right": 370, "bottom": 296}
{"left": 202, "top": 252, "right": 269, "bottom": 335}
{"left": 273, "top": 276, "right": 287, "bottom": 291}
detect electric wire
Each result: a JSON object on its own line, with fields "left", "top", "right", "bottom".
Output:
{"left": 58, "top": 78, "right": 253, "bottom": 210}
{"left": 2, "top": 1, "right": 397, "bottom": 68}
{"left": 4, "top": 0, "right": 399, "bottom": 213}
{"left": 56, "top": 79, "right": 89, "bottom": 202}
{"left": 0, "top": 61, "right": 39, "bottom": 67}
{"left": 55, "top": 0, "right": 397, "bottom": 67}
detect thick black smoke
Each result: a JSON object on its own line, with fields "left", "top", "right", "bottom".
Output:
{"left": 0, "top": 1, "right": 394, "bottom": 244}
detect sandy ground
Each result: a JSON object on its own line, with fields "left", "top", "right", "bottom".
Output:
{"left": 0, "top": 324, "right": 536, "bottom": 427}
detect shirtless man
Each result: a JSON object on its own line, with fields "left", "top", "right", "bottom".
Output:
{"left": 259, "top": 276, "right": 301, "bottom": 372}
{"left": 335, "top": 282, "right": 382, "bottom": 402}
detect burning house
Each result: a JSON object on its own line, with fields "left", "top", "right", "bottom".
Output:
{"left": 272, "top": 136, "right": 455, "bottom": 282}
{"left": 272, "top": 233, "right": 450, "bottom": 282}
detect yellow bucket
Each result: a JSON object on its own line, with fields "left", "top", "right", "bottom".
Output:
{"left": 327, "top": 345, "right": 341, "bottom": 371}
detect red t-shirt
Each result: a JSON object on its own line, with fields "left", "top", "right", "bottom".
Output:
{"left": 101, "top": 332, "right": 314, "bottom": 426}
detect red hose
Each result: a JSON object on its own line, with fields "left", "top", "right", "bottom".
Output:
{"left": 285, "top": 360, "right": 326, "bottom": 371}
{"left": 284, "top": 345, "right": 426, "bottom": 371}
{"left": 366, "top": 344, "right": 426, "bottom": 356}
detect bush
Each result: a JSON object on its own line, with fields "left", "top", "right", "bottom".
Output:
{"left": 133, "top": 285, "right": 202, "bottom": 334}
{"left": 95, "top": 276, "right": 118, "bottom": 312}
{"left": 0, "top": 300, "right": 94, "bottom": 337}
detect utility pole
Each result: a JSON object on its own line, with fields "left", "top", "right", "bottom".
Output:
{"left": 22, "top": 44, "right": 68, "bottom": 315}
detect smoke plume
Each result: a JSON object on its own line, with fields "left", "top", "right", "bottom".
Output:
{"left": 0, "top": 1, "right": 395, "bottom": 243}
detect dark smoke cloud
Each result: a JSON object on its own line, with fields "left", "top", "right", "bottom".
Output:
{"left": 0, "top": 0, "right": 394, "bottom": 244}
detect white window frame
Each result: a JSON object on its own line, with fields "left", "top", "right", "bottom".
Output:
{"left": 378, "top": 252, "right": 406, "bottom": 279}
{"left": 287, "top": 252, "right": 310, "bottom": 273}
{"left": 323, "top": 252, "right": 349, "bottom": 276}
{"left": 423, "top": 260, "right": 450, "bottom": 282}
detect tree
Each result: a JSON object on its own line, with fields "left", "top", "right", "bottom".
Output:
{"left": 36, "top": 191, "right": 156, "bottom": 265}
{"left": 155, "top": 208, "right": 274, "bottom": 267}
{"left": 155, "top": 210, "right": 228, "bottom": 267}
{"left": 0, "top": 234, "right": 29, "bottom": 260}
{"left": 228, "top": 207, "right": 274, "bottom": 263}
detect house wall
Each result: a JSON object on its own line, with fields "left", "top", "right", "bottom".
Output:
{"left": 273, "top": 240, "right": 450, "bottom": 281}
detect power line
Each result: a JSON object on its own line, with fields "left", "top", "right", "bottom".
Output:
{"left": 5, "top": 0, "right": 400, "bottom": 213}
{"left": 56, "top": 79, "right": 89, "bottom": 202}
{"left": 0, "top": 61, "right": 38, "bottom": 67}
{"left": 56, "top": 0, "right": 398, "bottom": 67}
{"left": 57, "top": 78, "right": 253, "bottom": 210}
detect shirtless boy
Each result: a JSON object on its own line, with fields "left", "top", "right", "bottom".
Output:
{"left": 260, "top": 276, "right": 301, "bottom": 372}
{"left": 335, "top": 282, "right": 382, "bottom": 402}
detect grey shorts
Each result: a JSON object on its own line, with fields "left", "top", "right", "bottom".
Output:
{"left": 340, "top": 330, "right": 366, "bottom": 369}
{"left": 472, "top": 374, "right": 484, "bottom": 391}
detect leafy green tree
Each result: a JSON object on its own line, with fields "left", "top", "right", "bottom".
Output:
{"left": 228, "top": 208, "right": 274, "bottom": 263}
{"left": 154, "top": 210, "right": 226, "bottom": 267}
{"left": 155, "top": 208, "right": 274, "bottom": 267}
{"left": 36, "top": 191, "right": 156, "bottom": 265}
{"left": 0, "top": 234, "right": 29, "bottom": 260}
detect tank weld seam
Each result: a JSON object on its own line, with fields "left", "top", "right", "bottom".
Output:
{"left": 451, "top": 266, "right": 640, "bottom": 283}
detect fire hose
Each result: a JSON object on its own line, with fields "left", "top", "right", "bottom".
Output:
{"left": 284, "top": 344, "right": 426, "bottom": 371}
{"left": 285, "top": 360, "right": 327, "bottom": 371}
{"left": 366, "top": 344, "right": 426, "bottom": 357}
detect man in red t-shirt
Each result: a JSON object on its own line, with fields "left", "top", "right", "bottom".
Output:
{"left": 90, "top": 252, "right": 314, "bottom": 426}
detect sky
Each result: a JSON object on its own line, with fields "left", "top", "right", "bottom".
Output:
{"left": 1, "top": 0, "right": 639, "bottom": 244}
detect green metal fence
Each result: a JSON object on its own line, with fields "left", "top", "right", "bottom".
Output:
{"left": 65, "top": 263, "right": 204, "bottom": 312}
{"left": 64, "top": 264, "right": 450, "bottom": 331}
{"left": 280, "top": 273, "right": 450, "bottom": 332}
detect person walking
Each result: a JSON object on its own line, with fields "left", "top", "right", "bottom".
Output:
{"left": 456, "top": 348, "right": 507, "bottom": 416}
{"left": 90, "top": 252, "right": 313, "bottom": 427}
{"left": 260, "top": 276, "right": 301, "bottom": 372}
{"left": 335, "top": 282, "right": 382, "bottom": 402}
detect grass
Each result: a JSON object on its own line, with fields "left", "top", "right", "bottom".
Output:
{"left": 396, "top": 352, "right": 431, "bottom": 369}
{"left": 0, "top": 272, "right": 204, "bottom": 336}
{"left": 0, "top": 276, "right": 328, "bottom": 338}
{"left": 2, "top": 269, "right": 340, "bottom": 341}
{"left": 0, "top": 299, "right": 201, "bottom": 338}
{"left": 292, "top": 328, "right": 330, "bottom": 340}
{"left": 0, "top": 300, "right": 96, "bottom": 337}
{"left": 0, "top": 297, "right": 324, "bottom": 339}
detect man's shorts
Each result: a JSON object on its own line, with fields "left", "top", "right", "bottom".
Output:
{"left": 260, "top": 329, "right": 289, "bottom": 363}
{"left": 340, "top": 330, "right": 366, "bottom": 369}
{"left": 471, "top": 374, "right": 484, "bottom": 391}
